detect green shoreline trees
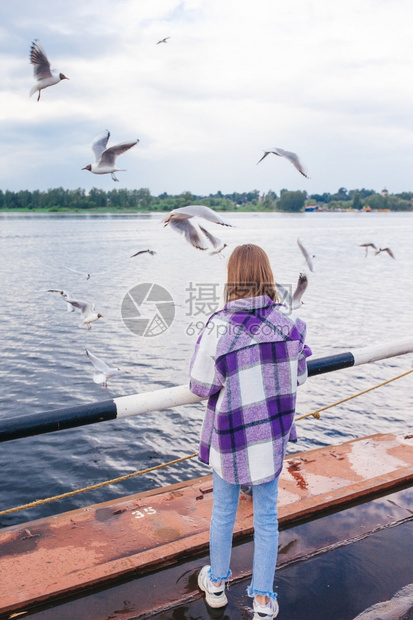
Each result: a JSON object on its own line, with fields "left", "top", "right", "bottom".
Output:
{"left": 0, "top": 187, "right": 412, "bottom": 212}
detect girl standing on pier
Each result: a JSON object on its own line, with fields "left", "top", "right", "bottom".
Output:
{"left": 189, "top": 243, "right": 311, "bottom": 619}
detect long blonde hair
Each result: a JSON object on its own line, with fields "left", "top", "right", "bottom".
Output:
{"left": 225, "top": 244, "right": 278, "bottom": 303}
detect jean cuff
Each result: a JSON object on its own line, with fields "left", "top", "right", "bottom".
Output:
{"left": 247, "top": 585, "right": 277, "bottom": 600}
{"left": 209, "top": 567, "right": 232, "bottom": 583}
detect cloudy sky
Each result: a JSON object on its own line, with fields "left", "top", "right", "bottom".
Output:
{"left": 1, "top": 0, "right": 413, "bottom": 197}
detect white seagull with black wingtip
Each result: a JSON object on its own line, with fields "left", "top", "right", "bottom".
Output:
{"left": 276, "top": 272, "right": 308, "bottom": 311}
{"left": 47, "top": 289, "right": 103, "bottom": 329}
{"left": 29, "top": 39, "right": 69, "bottom": 101}
{"left": 163, "top": 205, "right": 233, "bottom": 251}
{"left": 257, "top": 147, "right": 309, "bottom": 178}
{"left": 82, "top": 130, "right": 139, "bottom": 182}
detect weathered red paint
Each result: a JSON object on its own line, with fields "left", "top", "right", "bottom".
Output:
{"left": 0, "top": 432, "right": 412, "bottom": 615}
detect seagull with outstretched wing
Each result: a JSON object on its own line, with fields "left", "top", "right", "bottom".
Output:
{"left": 276, "top": 272, "right": 308, "bottom": 311}
{"left": 47, "top": 289, "right": 103, "bottom": 329}
{"left": 30, "top": 39, "right": 69, "bottom": 101}
{"left": 86, "top": 349, "right": 124, "bottom": 387}
{"left": 65, "top": 267, "right": 109, "bottom": 280}
{"left": 163, "top": 205, "right": 233, "bottom": 251}
{"left": 297, "top": 238, "right": 315, "bottom": 272}
{"left": 130, "top": 249, "right": 157, "bottom": 258}
{"left": 257, "top": 147, "right": 309, "bottom": 178}
{"left": 375, "top": 247, "right": 395, "bottom": 259}
{"left": 82, "top": 130, "right": 139, "bottom": 182}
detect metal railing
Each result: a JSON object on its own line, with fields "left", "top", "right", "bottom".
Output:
{"left": 1, "top": 338, "right": 412, "bottom": 443}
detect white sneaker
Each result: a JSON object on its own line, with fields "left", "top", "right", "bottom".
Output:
{"left": 198, "top": 565, "right": 228, "bottom": 608}
{"left": 253, "top": 596, "right": 279, "bottom": 619}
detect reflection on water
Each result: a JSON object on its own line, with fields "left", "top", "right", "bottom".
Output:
{"left": 353, "top": 583, "right": 413, "bottom": 619}
{"left": 0, "top": 212, "right": 412, "bottom": 526}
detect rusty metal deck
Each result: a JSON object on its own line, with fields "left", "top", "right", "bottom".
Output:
{"left": 0, "top": 432, "right": 412, "bottom": 616}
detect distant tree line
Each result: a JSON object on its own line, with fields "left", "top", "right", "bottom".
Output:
{"left": 0, "top": 186, "right": 411, "bottom": 212}
{"left": 309, "top": 187, "right": 413, "bottom": 211}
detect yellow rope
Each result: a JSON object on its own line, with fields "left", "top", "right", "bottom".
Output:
{"left": 1, "top": 367, "right": 412, "bottom": 518}
{"left": 0, "top": 453, "right": 197, "bottom": 517}
{"left": 295, "top": 367, "right": 413, "bottom": 421}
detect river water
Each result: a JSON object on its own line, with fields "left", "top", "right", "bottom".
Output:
{"left": 0, "top": 211, "right": 412, "bottom": 527}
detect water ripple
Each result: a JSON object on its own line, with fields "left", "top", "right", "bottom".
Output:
{"left": 0, "top": 212, "right": 412, "bottom": 526}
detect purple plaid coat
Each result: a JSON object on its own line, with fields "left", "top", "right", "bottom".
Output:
{"left": 189, "top": 295, "right": 312, "bottom": 485}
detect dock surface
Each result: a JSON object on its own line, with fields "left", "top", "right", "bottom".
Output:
{"left": 0, "top": 432, "right": 412, "bottom": 616}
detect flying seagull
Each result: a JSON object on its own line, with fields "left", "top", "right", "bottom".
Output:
{"left": 163, "top": 205, "right": 233, "bottom": 250}
{"left": 297, "top": 238, "right": 315, "bottom": 272}
{"left": 64, "top": 267, "right": 108, "bottom": 280}
{"left": 85, "top": 349, "right": 124, "bottom": 387}
{"left": 257, "top": 147, "right": 309, "bottom": 178}
{"left": 29, "top": 39, "right": 69, "bottom": 101}
{"left": 375, "top": 247, "right": 395, "bottom": 259}
{"left": 82, "top": 130, "right": 139, "bottom": 182}
{"left": 276, "top": 272, "right": 308, "bottom": 311}
{"left": 359, "top": 243, "right": 377, "bottom": 257}
{"left": 157, "top": 37, "right": 171, "bottom": 44}
{"left": 47, "top": 289, "right": 103, "bottom": 329}
{"left": 130, "top": 249, "right": 157, "bottom": 258}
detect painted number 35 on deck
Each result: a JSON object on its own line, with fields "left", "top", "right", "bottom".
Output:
{"left": 132, "top": 506, "right": 156, "bottom": 519}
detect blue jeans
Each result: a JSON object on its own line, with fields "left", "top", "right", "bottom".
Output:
{"left": 209, "top": 470, "right": 279, "bottom": 600}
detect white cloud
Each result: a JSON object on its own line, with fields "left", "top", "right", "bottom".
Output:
{"left": 1, "top": 0, "right": 413, "bottom": 195}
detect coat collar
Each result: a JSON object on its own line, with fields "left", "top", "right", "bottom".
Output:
{"left": 223, "top": 295, "right": 279, "bottom": 312}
